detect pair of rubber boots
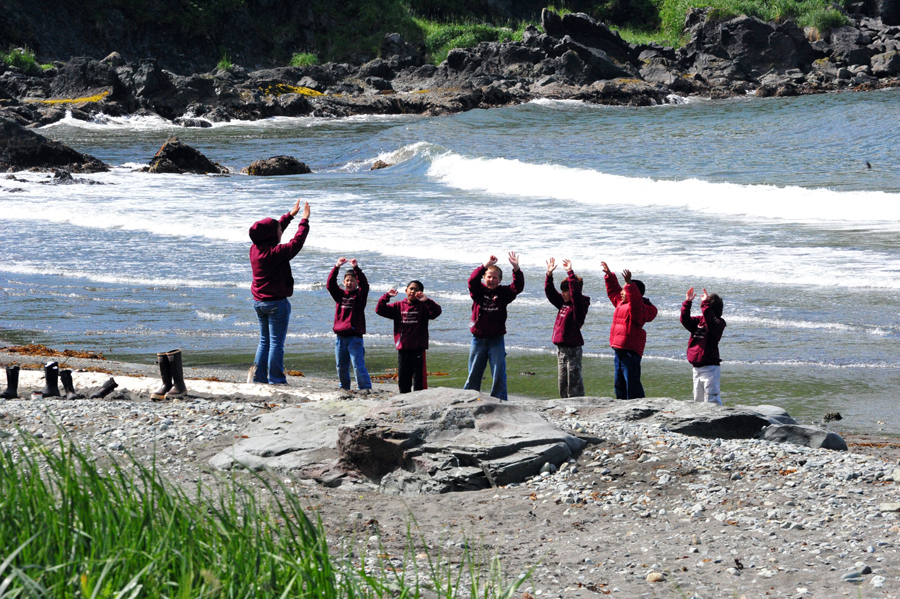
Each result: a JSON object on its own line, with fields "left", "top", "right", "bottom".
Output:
{"left": 151, "top": 349, "right": 187, "bottom": 401}
{"left": 0, "top": 362, "right": 117, "bottom": 400}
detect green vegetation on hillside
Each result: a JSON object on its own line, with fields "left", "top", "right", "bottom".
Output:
{"left": 417, "top": 19, "right": 527, "bottom": 64}
{"left": 0, "top": 431, "right": 531, "bottom": 597}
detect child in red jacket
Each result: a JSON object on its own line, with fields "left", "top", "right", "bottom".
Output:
{"left": 544, "top": 258, "right": 590, "bottom": 398}
{"left": 326, "top": 257, "right": 371, "bottom": 392}
{"left": 376, "top": 281, "right": 442, "bottom": 393}
{"left": 680, "top": 287, "right": 726, "bottom": 405}
{"left": 601, "top": 262, "right": 657, "bottom": 399}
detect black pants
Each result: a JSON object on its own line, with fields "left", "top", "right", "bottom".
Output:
{"left": 398, "top": 349, "right": 425, "bottom": 393}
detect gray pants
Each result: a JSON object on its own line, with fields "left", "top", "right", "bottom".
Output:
{"left": 557, "top": 345, "right": 584, "bottom": 398}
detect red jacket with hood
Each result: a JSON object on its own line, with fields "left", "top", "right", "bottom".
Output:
{"left": 327, "top": 264, "right": 369, "bottom": 336}
{"left": 468, "top": 265, "right": 524, "bottom": 338}
{"left": 249, "top": 213, "right": 309, "bottom": 302}
{"left": 376, "top": 293, "right": 442, "bottom": 351}
{"left": 605, "top": 272, "right": 657, "bottom": 356}
{"left": 680, "top": 298, "right": 726, "bottom": 366}
{"left": 544, "top": 270, "right": 590, "bottom": 347}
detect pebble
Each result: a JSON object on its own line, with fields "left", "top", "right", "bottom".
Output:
{"left": 645, "top": 572, "right": 665, "bottom": 582}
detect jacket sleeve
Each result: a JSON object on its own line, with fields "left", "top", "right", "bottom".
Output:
{"left": 680, "top": 300, "right": 699, "bottom": 333}
{"left": 544, "top": 273, "right": 563, "bottom": 309}
{"left": 270, "top": 216, "right": 309, "bottom": 262}
{"left": 623, "top": 282, "right": 645, "bottom": 321}
{"left": 700, "top": 299, "right": 725, "bottom": 335}
{"left": 512, "top": 268, "right": 524, "bottom": 294}
{"left": 425, "top": 299, "right": 442, "bottom": 319}
{"left": 468, "top": 265, "right": 487, "bottom": 301}
{"left": 605, "top": 273, "right": 622, "bottom": 307}
{"left": 326, "top": 265, "right": 343, "bottom": 302}
{"left": 356, "top": 266, "right": 369, "bottom": 305}
{"left": 375, "top": 293, "right": 397, "bottom": 319}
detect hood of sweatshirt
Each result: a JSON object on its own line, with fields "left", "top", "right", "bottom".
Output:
{"left": 249, "top": 218, "right": 280, "bottom": 246}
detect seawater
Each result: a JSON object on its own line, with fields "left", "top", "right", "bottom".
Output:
{"left": 2, "top": 90, "right": 900, "bottom": 433}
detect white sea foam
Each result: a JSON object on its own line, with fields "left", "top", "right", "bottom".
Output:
{"left": 0, "top": 262, "right": 247, "bottom": 289}
{"left": 196, "top": 311, "right": 228, "bottom": 321}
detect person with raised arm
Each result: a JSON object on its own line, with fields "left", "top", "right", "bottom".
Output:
{"left": 327, "top": 257, "right": 371, "bottom": 392}
{"left": 248, "top": 198, "right": 310, "bottom": 384}
{"left": 680, "top": 287, "right": 727, "bottom": 405}
{"left": 463, "top": 252, "right": 524, "bottom": 401}
{"left": 376, "top": 280, "right": 442, "bottom": 393}
{"left": 545, "top": 258, "right": 590, "bottom": 398}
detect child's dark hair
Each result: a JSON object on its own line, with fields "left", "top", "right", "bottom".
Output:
{"left": 707, "top": 293, "right": 724, "bottom": 318}
{"left": 407, "top": 280, "right": 424, "bottom": 292}
{"left": 343, "top": 270, "right": 357, "bottom": 280}
{"left": 632, "top": 279, "right": 646, "bottom": 297}
{"left": 560, "top": 276, "right": 583, "bottom": 293}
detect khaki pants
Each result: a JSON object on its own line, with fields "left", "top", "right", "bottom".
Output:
{"left": 557, "top": 346, "right": 584, "bottom": 398}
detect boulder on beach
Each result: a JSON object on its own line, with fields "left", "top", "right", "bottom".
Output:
{"left": 147, "top": 136, "right": 227, "bottom": 174}
{"left": 243, "top": 155, "right": 312, "bottom": 176}
{"left": 0, "top": 117, "right": 109, "bottom": 173}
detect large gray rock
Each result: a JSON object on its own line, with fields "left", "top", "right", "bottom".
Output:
{"left": 761, "top": 423, "right": 849, "bottom": 451}
{"left": 210, "top": 388, "right": 585, "bottom": 495}
{"left": 147, "top": 136, "right": 227, "bottom": 174}
{"left": 337, "top": 389, "right": 585, "bottom": 494}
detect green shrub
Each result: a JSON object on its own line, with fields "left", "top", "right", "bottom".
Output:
{"left": 1, "top": 47, "right": 39, "bottom": 74}
{"left": 216, "top": 54, "right": 233, "bottom": 71}
{"left": 417, "top": 19, "right": 524, "bottom": 64}
{"left": 290, "top": 52, "right": 318, "bottom": 66}
{"left": 802, "top": 7, "right": 850, "bottom": 32}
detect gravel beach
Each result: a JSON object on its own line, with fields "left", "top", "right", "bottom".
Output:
{"left": 1, "top": 350, "right": 898, "bottom": 598}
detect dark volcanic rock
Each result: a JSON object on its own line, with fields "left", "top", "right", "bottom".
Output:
{"left": 50, "top": 57, "right": 129, "bottom": 105}
{"left": 0, "top": 117, "right": 109, "bottom": 173}
{"left": 147, "top": 137, "right": 226, "bottom": 174}
{"left": 244, "top": 155, "right": 312, "bottom": 176}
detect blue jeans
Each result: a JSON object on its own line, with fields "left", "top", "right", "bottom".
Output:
{"left": 613, "top": 348, "right": 644, "bottom": 399}
{"left": 253, "top": 298, "right": 291, "bottom": 384}
{"left": 463, "top": 335, "right": 507, "bottom": 400}
{"left": 335, "top": 336, "right": 371, "bottom": 390}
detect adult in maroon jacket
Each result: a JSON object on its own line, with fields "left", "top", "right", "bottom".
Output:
{"left": 327, "top": 257, "right": 371, "bottom": 391}
{"left": 545, "top": 258, "right": 590, "bottom": 398}
{"left": 463, "top": 253, "right": 524, "bottom": 401}
{"left": 376, "top": 281, "right": 442, "bottom": 393}
{"left": 601, "top": 262, "right": 657, "bottom": 399}
{"left": 680, "top": 287, "right": 726, "bottom": 405}
{"left": 248, "top": 199, "right": 310, "bottom": 384}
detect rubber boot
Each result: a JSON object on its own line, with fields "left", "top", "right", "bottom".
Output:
{"left": 41, "top": 361, "right": 60, "bottom": 398}
{"left": 150, "top": 351, "right": 173, "bottom": 401}
{"left": 89, "top": 377, "right": 118, "bottom": 399}
{"left": 60, "top": 369, "right": 84, "bottom": 400}
{"left": 1, "top": 365, "right": 19, "bottom": 399}
{"left": 165, "top": 349, "right": 187, "bottom": 399}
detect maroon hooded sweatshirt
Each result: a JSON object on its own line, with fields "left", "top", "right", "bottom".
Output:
{"left": 327, "top": 264, "right": 369, "bottom": 336}
{"left": 680, "top": 298, "right": 726, "bottom": 366}
{"left": 468, "top": 265, "right": 524, "bottom": 338}
{"left": 376, "top": 293, "right": 442, "bottom": 351}
{"left": 544, "top": 270, "right": 590, "bottom": 347}
{"left": 249, "top": 213, "right": 309, "bottom": 302}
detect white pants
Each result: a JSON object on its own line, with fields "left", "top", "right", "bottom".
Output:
{"left": 692, "top": 365, "right": 721, "bottom": 405}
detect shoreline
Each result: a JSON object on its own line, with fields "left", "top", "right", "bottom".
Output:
{"left": 0, "top": 348, "right": 899, "bottom": 597}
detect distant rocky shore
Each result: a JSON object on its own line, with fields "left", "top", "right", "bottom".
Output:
{"left": 2, "top": 8, "right": 900, "bottom": 137}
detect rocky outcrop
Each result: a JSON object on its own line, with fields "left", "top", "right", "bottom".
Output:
{"left": 147, "top": 137, "right": 227, "bottom": 174}
{"left": 3, "top": 6, "right": 900, "bottom": 131}
{"left": 243, "top": 155, "right": 312, "bottom": 176}
{"left": 0, "top": 117, "right": 109, "bottom": 173}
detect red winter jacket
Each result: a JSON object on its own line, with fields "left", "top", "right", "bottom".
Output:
{"left": 376, "top": 294, "right": 442, "bottom": 350}
{"left": 249, "top": 213, "right": 309, "bottom": 302}
{"left": 327, "top": 264, "right": 369, "bottom": 336}
{"left": 605, "top": 273, "right": 657, "bottom": 356}
{"left": 544, "top": 270, "right": 590, "bottom": 347}
{"left": 680, "top": 298, "right": 726, "bottom": 366}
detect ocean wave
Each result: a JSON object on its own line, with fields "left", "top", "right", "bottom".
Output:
{"left": 0, "top": 262, "right": 248, "bottom": 289}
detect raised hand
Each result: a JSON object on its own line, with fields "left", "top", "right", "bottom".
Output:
{"left": 508, "top": 251, "right": 520, "bottom": 271}
{"left": 701, "top": 288, "right": 709, "bottom": 302}
{"left": 387, "top": 288, "right": 398, "bottom": 297}
{"left": 349, "top": 258, "right": 358, "bottom": 268}
{"left": 622, "top": 269, "right": 632, "bottom": 284}
{"left": 335, "top": 257, "right": 348, "bottom": 267}
{"left": 562, "top": 259, "right": 572, "bottom": 273}
{"left": 484, "top": 255, "right": 498, "bottom": 268}
{"left": 546, "top": 257, "right": 557, "bottom": 274}
{"left": 289, "top": 198, "right": 302, "bottom": 216}
{"left": 416, "top": 291, "right": 428, "bottom": 301}
{"left": 686, "top": 287, "right": 695, "bottom": 301}
{"left": 601, "top": 261, "right": 611, "bottom": 275}
{"left": 301, "top": 201, "right": 310, "bottom": 220}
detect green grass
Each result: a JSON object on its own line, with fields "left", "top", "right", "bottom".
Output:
{"left": 216, "top": 54, "right": 233, "bottom": 71}
{"left": 290, "top": 52, "right": 318, "bottom": 67}
{"left": 0, "top": 430, "right": 532, "bottom": 597}
{"left": 1, "top": 47, "right": 40, "bottom": 74}
{"left": 415, "top": 18, "right": 526, "bottom": 64}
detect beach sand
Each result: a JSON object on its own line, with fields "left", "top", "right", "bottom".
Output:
{"left": 1, "top": 349, "right": 899, "bottom": 598}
